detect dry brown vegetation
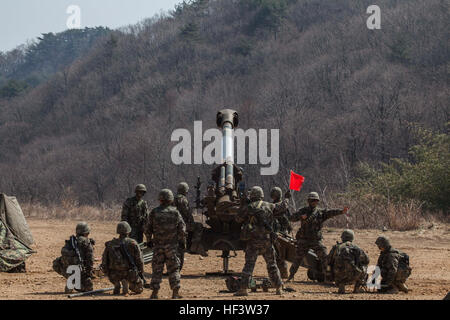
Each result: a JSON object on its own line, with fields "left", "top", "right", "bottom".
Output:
{"left": 0, "top": 0, "right": 448, "bottom": 224}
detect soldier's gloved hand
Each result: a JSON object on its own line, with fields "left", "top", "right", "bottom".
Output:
{"left": 285, "top": 190, "right": 292, "bottom": 199}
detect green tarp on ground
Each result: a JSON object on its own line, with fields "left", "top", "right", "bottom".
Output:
{"left": 0, "top": 194, "right": 34, "bottom": 272}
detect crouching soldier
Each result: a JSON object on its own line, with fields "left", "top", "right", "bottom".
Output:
{"left": 234, "top": 186, "right": 283, "bottom": 297}
{"left": 327, "top": 230, "right": 369, "bottom": 294}
{"left": 101, "top": 221, "right": 144, "bottom": 296}
{"left": 52, "top": 222, "right": 95, "bottom": 293}
{"left": 375, "top": 236, "right": 411, "bottom": 294}
{"left": 146, "top": 189, "right": 186, "bottom": 299}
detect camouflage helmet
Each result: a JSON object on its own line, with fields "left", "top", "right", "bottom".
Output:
{"left": 117, "top": 221, "right": 132, "bottom": 235}
{"left": 159, "top": 189, "right": 174, "bottom": 204}
{"left": 135, "top": 184, "right": 147, "bottom": 193}
{"left": 341, "top": 229, "right": 354, "bottom": 242}
{"left": 250, "top": 186, "right": 264, "bottom": 200}
{"left": 308, "top": 192, "right": 320, "bottom": 201}
{"left": 177, "top": 182, "right": 189, "bottom": 195}
{"left": 375, "top": 236, "right": 391, "bottom": 249}
{"left": 76, "top": 222, "right": 90, "bottom": 235}
{"left": 270, "top": 187, "right": 282, "bottom": 200}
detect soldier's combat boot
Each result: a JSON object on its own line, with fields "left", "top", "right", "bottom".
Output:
{"left": 396, "top": 283, "right": 408, "bottom": 293}
{"left": 338, "top": 284, "right": 346, "bottom": 294}
{"left": 64, "top": 286, "right": 74, "bottom": 294}
{"left": 275, "top": 286, "right": 282, "bottom": 295}
{"left": 172, "top": 287, "right": 183, "bottom": 299}
{"left": 384, "top": 286, "right": 399, "bottom": 294}
{"left": 234, "top": 288, "right": 249, "bottom": 297}
{"left": 191, "top": 242, "right": 208, "bottom": 257}
{"left": 150, "top": 289, "right": 159, "bottom": 300}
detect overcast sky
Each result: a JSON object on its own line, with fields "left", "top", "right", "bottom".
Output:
{"left": 0, "top": 0, "right": 182, "bottom": 52}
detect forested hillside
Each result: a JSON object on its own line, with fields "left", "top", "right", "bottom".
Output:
{"left": 0, "top": 0, "right": 448, "bottom": 213}
{"left": 0, "top": 27, "right": 110, "bottom": 95}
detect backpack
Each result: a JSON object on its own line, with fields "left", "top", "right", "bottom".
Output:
{"left": 106, "top": 240, "right": 130, "bottom": 271}
{"left": 60, "top": 236, "right": 80, "bottom": 266}
{"left": 335, "top": 242, "right": 360, "bottom": 272}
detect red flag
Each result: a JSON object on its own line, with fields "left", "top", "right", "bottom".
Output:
{"left": 289, "top": 171, "right": 305, "bottom": 191}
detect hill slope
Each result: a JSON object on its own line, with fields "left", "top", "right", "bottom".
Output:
{"left": 0, "top": 0, "right": 448, "bottom": 205}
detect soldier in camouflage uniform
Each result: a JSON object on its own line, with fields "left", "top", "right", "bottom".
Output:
{"left": 270, "top": 187, "right": 292, "bottom": 279}
{"left": 101, "top": 221, "right": 144, "bottom": 296}
{"left": 174, "top": 182, "right": 207, "bottom": 258}
{"left": 52, "top": 222, "right": 95, "bottom": 293}
{"left": 327, "top": 230, "right": 369, "bottom": 294}
{"left": 145, "top": 189, "right": 186, "bottom": 299}
{"left": 234, "top": 186, "right": 283, "bottom": 296}
{"left": 375, "top": 236, "right": 411, "bottom": 294}
{"left": 121, "top": 184, "right": 149, "bottom": 243}
{"left": 287, "top": 192, "right": 349, "bottom": 282}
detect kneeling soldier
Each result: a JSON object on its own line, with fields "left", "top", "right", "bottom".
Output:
{"left": 327, "top": 230, "right": 369, "bottom": 294}
{"left": 101, "top": 221, "right": 144, "bottom": 296}
{"left": 375, "top": 236, "right": 411, "bottom": 294}
{"left": 52, "top": 222, "right": 95, "bottom": 293}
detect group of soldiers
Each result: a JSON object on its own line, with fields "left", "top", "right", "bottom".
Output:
{"left": 52, "top": 183, "right": 412, "bottom": 299}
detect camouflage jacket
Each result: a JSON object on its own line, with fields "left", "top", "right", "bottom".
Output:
{"left": 290, "top": 206, "right": 344, "bottom": 240}
{"left": 237, "top": 200, "right": 274, "bottom": 241}
{"left": 174, "top": 194, "right": 194, "bottom": 228}
{"left": 272, "top": 199, "right": 292, "bottom": 233}
{"left": 101, "top": 237, "right": 144, "bottom": 274}
{"left": 328, "top": 241, "right": 369, "bottom": 271}
{"left": 145, "top": 205, "right": 186, "bottom": 246}
{"left": 121, "top": 196, "right": 148, "bottom": 229}
{"left": 376, "top": 247, "right": 406, "bottom": 286}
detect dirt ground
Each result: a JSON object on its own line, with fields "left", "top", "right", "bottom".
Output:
{"left": 1, "top": 219, "right": 449, "bottom": 300}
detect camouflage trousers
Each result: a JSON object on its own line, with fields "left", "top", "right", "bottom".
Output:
{"left": 273, "top": 240, "right": 288, "bottom": 278}
{"left": 151, "top": 244, "right": 181, "bottom": 290}
{"left": 52, "top": 257, "right": 93, "bottom": 292}
{"left": 382, "top": 267, "right": 412, "bottom": 288}
{"left": 241, "top": 240, "right": 282, "bottom": 288}
{"left": 107, "top": 270, "right": 144, "bottom": 294}
{"left": 290, "top": 239, "right": 328, "bottom": 278}
{"left": 130, "top": 226, "right": 144, "bottom": 244}
{"left": 334, "top": 264, "right": 367, "bottom": 286}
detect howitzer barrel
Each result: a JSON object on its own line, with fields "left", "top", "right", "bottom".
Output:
{"left": 216, "top": 109, "right": 239, "bottom": 192}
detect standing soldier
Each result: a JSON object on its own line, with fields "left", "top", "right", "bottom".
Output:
{"left": 234, "top": 186, "right": 283, "bottom": 296}
{"left": 287, "top": 192, "right": 349, "bottom": 282}
{"left": 145, "top": 189, "right": 186, "bottom": 299}
{"left": 174, "top": 182, "right": 207, "bottom": 258}
{"left": 121, "top": 184, "right": 149, "bottom": 243}
{"left": 375, "top": 236, "right": 411, "bottom": 294}
{"left": 52, "top": 222, "right": 95, "bottom": 293}
{"left": 270, "top": 187, "right": 292, "bottom": 279}
{"left": 327, "top": 230, "right": 369, "bottom": 294}
{"left": 101, "top": 221, "right": 144, "bottom": 296}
